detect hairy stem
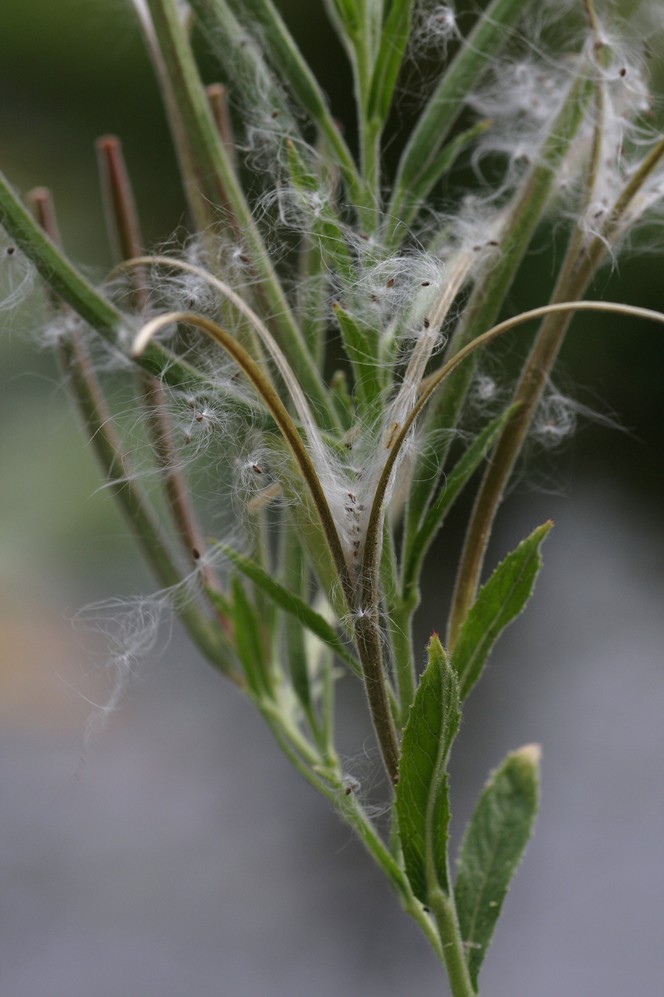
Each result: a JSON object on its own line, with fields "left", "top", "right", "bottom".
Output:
{"left": 353, "top": 609, "right": 402, "bottom": 786}
{"left": 430, "top": 889, "right": 475, "bottom": 997}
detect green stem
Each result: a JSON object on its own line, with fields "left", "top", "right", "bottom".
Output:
{"left": 281, "top": 518, "right": 323, "bottom": 746}
{"left": 320, "top": 647, "right": 338, "bottom": 764}
{"left": 0, "top": 170, "right": 124, "bottom": 338}
{"left": 0, "top": 169, "right": 211, "bottom": 393}
{"left": 430, "top": 889, "right": 475, "bottom": 997}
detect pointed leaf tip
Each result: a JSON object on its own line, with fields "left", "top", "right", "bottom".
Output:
{"left": 451, "top": 520, "right": 553, "bottom": 700}
{"left": 514, "top": 742, "right": 542, "bottom": 767}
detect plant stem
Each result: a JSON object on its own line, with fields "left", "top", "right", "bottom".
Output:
{"left": 353, "top": 609, "right": 401, "bottom": 785}
{"left": 0, "top": 170, "right": 211, "bottom": 393}
{"left": 430, "top": 889, "right": 475, "bottom": 997}
{"left": 0, "top": 169, "right": 124, "bottom": 337}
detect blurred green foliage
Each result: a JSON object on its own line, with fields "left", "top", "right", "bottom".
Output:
{"left": 1, "top": 0, "right": 662, "bottom": 514}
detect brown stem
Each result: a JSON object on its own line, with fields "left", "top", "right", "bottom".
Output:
{"left": 96, "top": 136, "right": 229, "bottom": 624}
{"left": 206, "top": 83, "right": 236, "bottom": 162}
{"left": 353, "top": 611, "right": 401, "bottom": 786}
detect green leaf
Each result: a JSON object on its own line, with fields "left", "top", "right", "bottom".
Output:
{"left": 403, "top": 405, "right": 518, "bottom": 597}
{"left": 218, "top": 544, "right": 361, "bottom": 677}
{"left": 285, "top": 139, "right": 355, "bottom": 283}
{"left": 451, "top": 521, "right": 552, "bottom": 700}
{"left": 367, "top": 0, "right": 413, "bottom": 125}
{"left": 333, "top": 304, "right": 384, "bottom": 423}
{"left": 455, "top": 745, "right": 541, "bottom": 987}
{"left": 405, "top": 118, "right": 493, "bottom": 214}
{"left": 230, "top": 574, "right": 271, "bottom": 697}
{"left": 396, "top": 635, "right": 461, "bottom": 905}
{"left": 280, "top": 524, "right": 313, "bottom": 714}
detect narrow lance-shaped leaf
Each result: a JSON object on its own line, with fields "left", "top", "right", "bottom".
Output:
{"left": 396, "top": 635, "right": 461, "bottom": 905}
{"left": 367, "top": 0, "right": 413, "bottom": 125}
{"left": 217, "top": 544, "right": 362, "bottom": 677}
{"left": 405, "top": 119, "right": 493, "bottom": 218}
{"left": 455, "top": 745, "right": 541, "bottom": 988}
{"left": 281, "top": 525, "right": 314, "bottom": 714}
{"left": 333, "top": 304, "right": 384, "bottom": 424}
{"left": 451, "top": 521, "right": 552, "bottom": 700}
{"left": 285, "top": 140, "right": 355, "bottom": 283}
{"left": 230, "top": 574, "right": 272, "bottom": 698}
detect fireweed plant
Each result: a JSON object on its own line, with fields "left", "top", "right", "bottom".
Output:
{"left": 2, "top": 0, "right": 664, "bottom": 992}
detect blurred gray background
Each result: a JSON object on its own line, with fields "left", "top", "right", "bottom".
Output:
{"left": 1, "top": 2, "right": 663, "bottom": 995}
